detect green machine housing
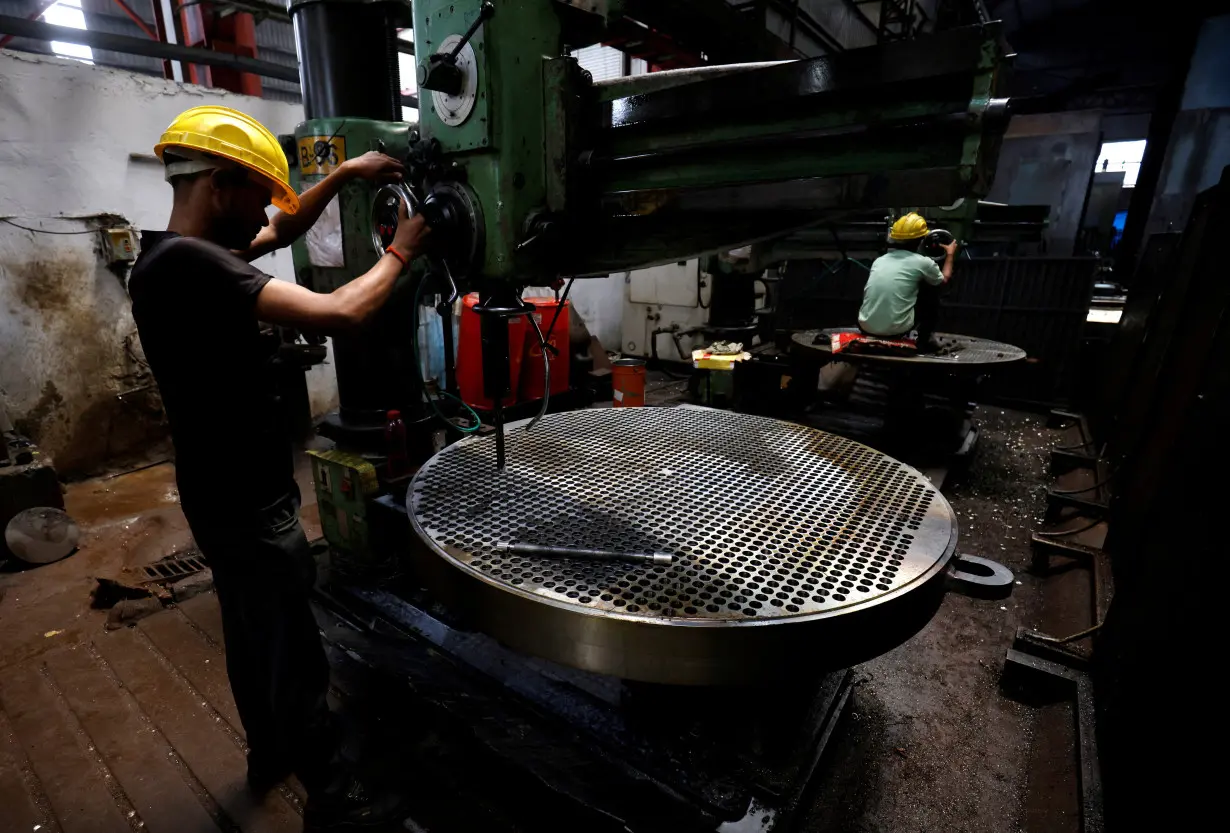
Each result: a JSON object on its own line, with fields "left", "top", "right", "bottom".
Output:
{"left": 408, "top": 0, "right": 1013, "bottom": 288}
{"left": 288, "top": 119, "right": 414, "bottom": 294}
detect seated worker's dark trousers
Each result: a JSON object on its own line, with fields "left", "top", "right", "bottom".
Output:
{"left": 914, "top": 280, "right": 942, "bottom": 343}
{"left": 183, "top": 492, "right": 336, "bottom": 793}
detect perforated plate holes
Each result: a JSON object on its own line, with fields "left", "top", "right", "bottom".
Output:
{"left": 410, "top": 408, "right": 957, "bottom": 624}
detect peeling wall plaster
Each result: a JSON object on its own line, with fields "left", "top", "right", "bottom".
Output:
{"left": 0, "top": 52, "right": 341, "bottom": 472}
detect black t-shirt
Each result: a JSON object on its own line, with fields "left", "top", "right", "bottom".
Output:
{"left": 129, "top": 231, "right": 294, "bottom": 519}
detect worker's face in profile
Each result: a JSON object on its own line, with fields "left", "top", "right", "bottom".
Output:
{"left": 209, "top": 169, "right": 272, "bottom": 250}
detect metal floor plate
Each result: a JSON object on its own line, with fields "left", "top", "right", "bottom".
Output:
{"left": 409, "top": 407, "right": 956, "bottom": 627}
{"left": 793, "top": 329, "right": 1026, "bottom": 365}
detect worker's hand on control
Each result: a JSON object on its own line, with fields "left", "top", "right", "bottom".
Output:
{"left": 343, "top": 151, "right": 407, "bottom": 183}
{"left": 941, "top": 240, "right": 959, "bottom": 257}
{"left": 392, "top": 198, "right": 431, "bottom": 256}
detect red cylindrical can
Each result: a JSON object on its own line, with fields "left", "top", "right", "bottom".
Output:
{"left": 611, "top": 358, "right": 646, "bottom": 407}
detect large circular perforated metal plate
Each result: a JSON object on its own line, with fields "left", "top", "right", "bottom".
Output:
{"left": 793, "top": 329, "right": 1026, "bottom": 366}
{"left": 407, "top": 407, "right": 959, "bottom": 684}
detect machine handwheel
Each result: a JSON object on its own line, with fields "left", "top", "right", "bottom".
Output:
{"left": 370, "top": 182, "right": 420, "bottom": 258}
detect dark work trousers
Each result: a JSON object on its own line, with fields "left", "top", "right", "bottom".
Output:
{"left": 914, "top": 280, "right": 942, "bottom": 344}
{"left": 184, "top": 491, "right": 337, "bottom": 793}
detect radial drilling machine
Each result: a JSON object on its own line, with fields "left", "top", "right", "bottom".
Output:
{"left": 287, "top": 0, "right": 1011, "bottom": 473}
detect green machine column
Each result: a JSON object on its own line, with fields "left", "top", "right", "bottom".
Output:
{"left": 285, "top": 0, "right": 428, "bottom": 453}
{"left": 287, "top": 119, "right": 426, "bottom": 449}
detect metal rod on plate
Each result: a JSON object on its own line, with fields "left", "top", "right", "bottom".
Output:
{"left": 499, "top": 543, "right": 673, "bottom": 566}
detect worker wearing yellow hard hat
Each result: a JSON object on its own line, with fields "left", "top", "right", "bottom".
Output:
{"left": 888, "top": 212, "right": 931, "bottom": 241}
{"left": 857, "top": 212, "right": 960, "bottom": 352}
{"left": 154, "top": 104, "right": 302, "bottom": 214}
{"left": 130, "top": 105, "right": 428, "bottom": 830}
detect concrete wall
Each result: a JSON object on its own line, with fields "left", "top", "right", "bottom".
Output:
{"left": 1144, "top": 14, "right": 1230, "bottom": 237}
{"left": 986, "top": 111, "right": 1103, "bottom": 256}
{"left": 568, "top": 274, "right": 625, "bottom": 350}
{"left": 0, "top": 51, "right": 339, "bottom": 474}
{"left": 0, "top": 219, "right": 161, "bottom": 473}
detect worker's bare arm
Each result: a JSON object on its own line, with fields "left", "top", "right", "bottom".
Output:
{"left": 254, "top": 205, "right": 430, "bottom": 332}
{"left": 238, "top": 152, "right": 407, "bottom": 261}
{"left": 940, "top": 240, "right": 959, "bottom": 283}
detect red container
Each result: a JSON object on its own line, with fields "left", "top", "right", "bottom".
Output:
{"left": 457, "top": 293, "right": 527, "bottom": 410}
{"left": 612, "top": 358, "right": 646, "bottom": 407}
{"left": 519, "top": 297, "right": 571, "bottom": 402}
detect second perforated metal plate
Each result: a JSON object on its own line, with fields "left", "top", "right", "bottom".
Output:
{"left": 409, "top": 407, "right": 957, "bottom": 627}
{"left": 793, "top": 329, "right": 1026, "bottom": 365}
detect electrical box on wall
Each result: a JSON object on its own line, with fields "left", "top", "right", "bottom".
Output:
{"left": 621, "top": 259, "right": 709, "bottom": 360}
{"left": 101, "top": 227, "right": 138, "bottom": 264}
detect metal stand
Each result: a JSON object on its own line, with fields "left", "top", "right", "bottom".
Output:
{"left": 315, "top": 577, "right": 852, "bottom": 832}
{"left": 1002, "top": 645, "right": 1105, "bottom": 833}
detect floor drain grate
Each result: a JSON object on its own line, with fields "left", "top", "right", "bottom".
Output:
{"left": 141, "top": 552, "right": 207, "bottom": 583}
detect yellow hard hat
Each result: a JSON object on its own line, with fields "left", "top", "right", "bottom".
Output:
{"left": 890, "top": 212, "right": 929, "bottom": 241}
{"left": 154, "top": 105, "right": 299, "bottom": 214}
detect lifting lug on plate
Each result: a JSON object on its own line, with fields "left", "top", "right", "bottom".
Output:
{"left": 946, "top": 553, "right": 1015, "bottom": 600}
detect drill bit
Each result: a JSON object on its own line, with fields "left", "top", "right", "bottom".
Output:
{"left": 493, "top": 400, "right": 506, "bottom": 471}
{"left": 499, "top": 543, "right": 673, "bottom": 565}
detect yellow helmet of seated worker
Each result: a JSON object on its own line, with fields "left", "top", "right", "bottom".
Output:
{"left": 890, "top": 212, "right": 929, "bottom": 241}
{"left": 154, "top": 105, "right": 299, "bottom": 214}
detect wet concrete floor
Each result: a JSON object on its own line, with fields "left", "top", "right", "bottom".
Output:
{"left": 0, "top": 405, "right": 1089, "bottom": 833}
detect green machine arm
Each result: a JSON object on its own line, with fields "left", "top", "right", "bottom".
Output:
{"left": 284, "top": 0, "right": 1012, "bottom": 460}
{"left": 410, "top": 0, "right": 1011, "bottom": 288}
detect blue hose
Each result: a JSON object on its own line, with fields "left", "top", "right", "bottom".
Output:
{"left": 414, "top": 276, "right": 481, "bottom": 433}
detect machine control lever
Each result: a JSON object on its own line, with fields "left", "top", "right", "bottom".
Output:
{"left": 449, "top": 1, "right": 494, "bottom": 60}
{"left": 419, "top": 1, "right": 494, "bottom": 95}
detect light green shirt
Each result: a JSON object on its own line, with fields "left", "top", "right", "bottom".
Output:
{"left": 858, "top": 249, "right": 945, "bottom": 336}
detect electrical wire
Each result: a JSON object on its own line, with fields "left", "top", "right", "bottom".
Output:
{"left": 1055, "top": 439, "right": 1095, "bottom": 451}
{"left": 1, "top": 218, "right": 99, "bottom": 235}
{"left": 525, "top": 311, "right": 550, "bottom": 432}
{"left": 542, "top": 277, "right": 574, "bottom": 348}
{"left": 316, "top": 120, "right": 348, "bottom": 167}
{"left": 1049, "top": 621, "right": 1104, "bottom": 644}
{"left": 1051, "top": 467, "right": 1118, "bottom": 496}
{"left": 650, "top": 331, "right": 692, "bottom": 380}
{"left": 413, "top": 277, "right": 481, "bottom": 433}
{"left": 1034, "top": 517, "right": 1104, "bottom": 538}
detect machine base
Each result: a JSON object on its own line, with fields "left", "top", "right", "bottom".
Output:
{"left": 314, "top": 573, "right": 852, "bottom": 832}
{"left": 317, "top": 410, "right": 443, "bottom": 460}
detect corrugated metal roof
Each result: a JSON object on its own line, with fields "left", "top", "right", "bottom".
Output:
{"left": 1, "top": 0, "right": 300, "bottom": 99}
{"left": 254, "top": 17, "right": 299, "bottom": 99}
{"left": 81, "top": 0, "right": 163, "bottom": 76}
{"left": 2, "top": 1, "right": 869, "bottom": 100}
